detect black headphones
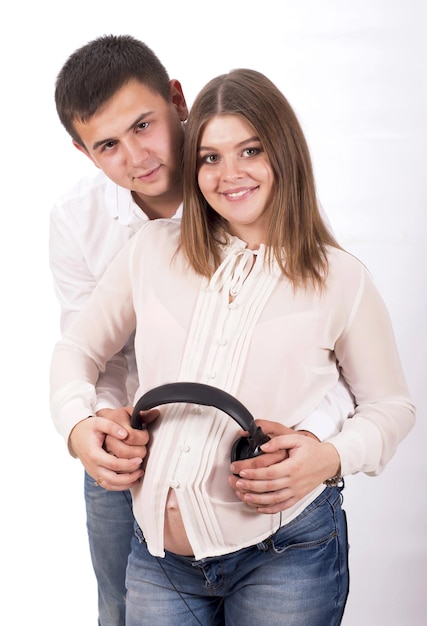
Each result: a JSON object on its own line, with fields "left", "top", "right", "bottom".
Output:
{"left": 131, "top": 382, "right": 270, "bottom": 462}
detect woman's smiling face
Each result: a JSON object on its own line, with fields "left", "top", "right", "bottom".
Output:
{"left": 197, "top": 114, "right": 275, "bottom": 249}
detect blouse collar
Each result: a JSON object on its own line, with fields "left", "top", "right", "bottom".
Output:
{"left": 208, "top": 237, "right": 267, "bottom": 296}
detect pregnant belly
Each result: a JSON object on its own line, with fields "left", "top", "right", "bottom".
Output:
{"left": 164, "top": 489, "right": 193, "bottom": 556}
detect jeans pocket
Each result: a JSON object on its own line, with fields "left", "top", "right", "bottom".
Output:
{"left": 264, "top": 488, "right": 342, "bottom": 555}
{"left": 134, "top": 521, "right": 145, "bottom": 544}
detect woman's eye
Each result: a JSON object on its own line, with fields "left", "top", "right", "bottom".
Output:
{"left": 243, "top": 147, "right": 260, "bottom": 157}
{"left": 201, "top": 154, "right": 218, "bottom": 164}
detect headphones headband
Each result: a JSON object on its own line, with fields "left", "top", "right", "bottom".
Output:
{"left": 131, "top": 382, "right": 270, "bottom": 461}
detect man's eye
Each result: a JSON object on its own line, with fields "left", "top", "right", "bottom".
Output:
{"left": 102, "top": 141, "right": 116, "bottom": 152}
{"left": 136, "top": 122, "right": 149, "bottom": 131}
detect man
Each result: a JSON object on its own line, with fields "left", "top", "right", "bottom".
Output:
{"left": 50, "top": 35, "right": 188, "bottom": 626}
{"left": 50, "top": 34, "right": 354, "bottom": 626}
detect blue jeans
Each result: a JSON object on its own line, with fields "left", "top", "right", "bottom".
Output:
{"left": 84, "top": 471, "right": 135, "bottom": 626}
{"left": 125, "top": 486, "right": 349, "bottom": 625}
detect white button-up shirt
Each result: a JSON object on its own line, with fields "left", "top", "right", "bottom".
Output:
{"left": 49, "top": 170, "right": 182, "bottom": 409}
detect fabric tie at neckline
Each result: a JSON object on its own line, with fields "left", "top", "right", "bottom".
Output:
{"left": 208, "top": 247, "right": 260, "bottom": 296}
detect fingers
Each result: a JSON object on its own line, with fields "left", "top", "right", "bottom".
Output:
{"left": 139, "top": 408, "right": 160, "bottom": 425}
{"left": 91, "top": 465, "right": 145, "bottom": 491}
{"left": 70, "top": 407, "right": 162, "bottom": 492}
{"left": 87, "top": 447, "right": 145, "bottom": 481}
{"left": 255, "top": 419, "right": 295, "bottom": 437}
{"left": 104, "top": 424, "right": 149, "bottom": 449}
{"left": 259, "top": 432, "right": 306, "bottom": 454}
{"left": 96, "top": 406, "right": 133, "bottom": 421}
{"left": 130, "top": 408, "right": 160, "bottom": 430}
{"left": 229, "top": 464, "right": 290, "bottom": 501}
{"left": 229, "top": 468, "right": 303, "bottom": 514}
{"left": 230, "top": 473, "right": 299, "bottom": 513}
{"left": 102, "top": 409, "right": 155, "bottom": 456}
{"left": 70, "top": 415, "right": 148, "bottom": 489}
{"left": 230, "top": 448, "right": 288, "bottom": 477}
{"left": 87, "top": 450, "right": 146, "bottom": 491}
{"left": 89, "top": 415, "right": 131, "bottom": 440}
{"left": 104, "top": 433, "right": 148, "bottom": 459}
{"left": 228, "top": 433, "right": 304, "bottom": 514}
{"left": 228, "top": 433, "right": 328, "bottom": 514}
{"left": 249, "top": 494, "right": 300, "bottom": 514}
{"left": 69, "top": 416, "right": 126, "bottom": 458}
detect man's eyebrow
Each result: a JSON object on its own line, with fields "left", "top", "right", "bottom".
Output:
{"left": 92, "top": 112, "right": 154, "bottom": 151}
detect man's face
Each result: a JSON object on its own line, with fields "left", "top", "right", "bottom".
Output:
{"left": 73, "top": 79, "right": 187, "bottom": 205}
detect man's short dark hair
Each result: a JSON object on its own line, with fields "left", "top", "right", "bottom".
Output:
{"left": 55, "top": 34, "right": 171, "bottom": 145}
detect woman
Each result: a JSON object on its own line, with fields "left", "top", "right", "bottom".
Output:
{"left": 50, "top": 69, "right": 415, "bottom": 625}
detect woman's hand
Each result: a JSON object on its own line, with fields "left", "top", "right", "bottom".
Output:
{"left": 69, "top": 406, "right": 159, "bottom": 490}
{"left": 229, "top": 419, "right": 341, "bottom": 513}
{"left": 99, "top": 406, "right": 159, "bottom": 459}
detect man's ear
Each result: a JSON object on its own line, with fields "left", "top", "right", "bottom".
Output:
{"left": 72, "top": 139, "right": 100, "bottom": 168}
{"left": 169, "top": 79, "right": 188, "bottom": 122}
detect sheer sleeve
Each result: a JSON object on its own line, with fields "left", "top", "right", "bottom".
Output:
{"left": 328, "top": 268, "right": 415, "bottom": 475}
{"left": 49, "top": 198, "right": 131, "bottom": 413}
{"left": 50, "top": 236, "right": 137, "bottom": 444}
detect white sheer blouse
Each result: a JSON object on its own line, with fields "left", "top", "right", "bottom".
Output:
{"left": 50, "top": 219, "right": 415, "bottom": 559}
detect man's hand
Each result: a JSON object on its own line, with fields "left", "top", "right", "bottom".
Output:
{"left": 229, "top": 419, "right": 341, "bottom": 514}
{"left": 69, "top": 407, "right": 159, "bottom": 490}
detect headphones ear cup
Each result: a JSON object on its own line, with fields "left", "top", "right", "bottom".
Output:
{"left": 231, "top": 436, "right": 252, "bottom": 462}
{"left": 231, "top": 431, "right": 270, "bottom": 462}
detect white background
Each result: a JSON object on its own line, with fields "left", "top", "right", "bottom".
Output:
{"left": 1, "top": 1, "right": 426, "bottom": 624}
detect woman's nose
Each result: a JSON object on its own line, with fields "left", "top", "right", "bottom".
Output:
{"left": 221, "top": 157, "right": 242, "bottom": 180}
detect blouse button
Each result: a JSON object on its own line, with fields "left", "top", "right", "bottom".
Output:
{"left": 170, "top": 480, "right": 180, "bottom": 489}
{"left": 217, "top": 338, "right": 227, "bottom": 346}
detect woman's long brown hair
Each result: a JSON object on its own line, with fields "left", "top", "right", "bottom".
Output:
{"left": 181, "top": 68, "right": 341, "bottom": 289}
